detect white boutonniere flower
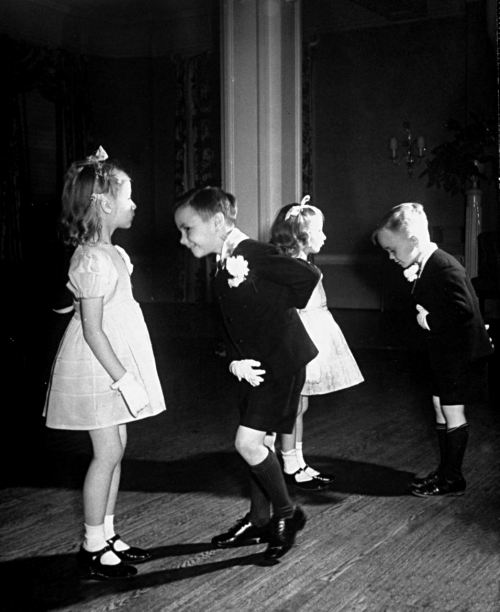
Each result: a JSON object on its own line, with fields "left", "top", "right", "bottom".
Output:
{"left": 403, "top": 263, "right": 420, "bottom": 282}
{"left": 226, "top": 255, "right": 250, "bottom": 288}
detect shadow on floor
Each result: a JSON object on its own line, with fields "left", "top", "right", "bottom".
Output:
{"left": 1, "top": 544, "right": 268, "bottom": 612}
{"left": 3, "top": 448, "right": 415, "bottom": 498}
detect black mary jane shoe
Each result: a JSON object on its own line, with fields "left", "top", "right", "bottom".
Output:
{"left": 284, "top": 469, "right": 329, "bottom": 491}
{"left": 263, "top": 506, "right": 307, "bottom": 562}
{"left": 411, "top": 477, "right": 466, "bottom": 498}
{"left": 411, "top": 470, "right": 441, "bottom": 489}
{"left": 212, "top": 514, "right": 270, "bottom": 548}
{"left": 304, "top": 465, "right": 335, "bottom": 485}
{"left": 77, "top": 545, "right": 138, "bottom": 579}
{"left": 107, "top": 534, "right": 152, "bottom": 563}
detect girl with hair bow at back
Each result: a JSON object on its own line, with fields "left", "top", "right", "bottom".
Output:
{"left": 269, "top": 197, "right": 364, "bottom": 490}
{"left": 44, "top": 147, "right": 166, "bottom": 579}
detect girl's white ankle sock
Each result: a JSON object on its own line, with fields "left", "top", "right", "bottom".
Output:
{"left": 83, "top": 523, "right": 120, "bottom": 565}
{"left": 296, "top": 443, "right": 319, "bottom": 476}
{"left": 281, "top": 449, "right": 300, "bottom": 474}
{"left": 282, "top": 449, "right": 313, "bottom": 481}
{"left": 84, "top": 523, "right": 107, "bottom": 552}
{"left": 104, "top": 515, "right": 130, "bottom": 551}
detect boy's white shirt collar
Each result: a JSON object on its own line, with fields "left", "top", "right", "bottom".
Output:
{"left": 418, "top": 242, "right": 438, "bottom": 273}
{"left": 218, "top": 227, "right": 249, "bottom": 262}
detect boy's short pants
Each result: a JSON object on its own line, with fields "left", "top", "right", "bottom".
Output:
{"left": 237, "top": 367, "right": 306, "bottom": 434}
{"left": 430, "top": 357, "right": 490, "bottom": 404}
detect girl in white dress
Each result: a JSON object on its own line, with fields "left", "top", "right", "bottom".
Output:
{"left": 270, "top": 197, "right": 364, "bottom": 490}
{"left": 44, "top": 147, "right": 166, "bottom": 579}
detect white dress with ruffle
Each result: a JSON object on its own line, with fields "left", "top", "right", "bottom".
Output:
{"left": 299, "top": 275, "right": 364, "bottom": 396}
{"left": 43, "top": 244, "right": 166, "bottom": 430}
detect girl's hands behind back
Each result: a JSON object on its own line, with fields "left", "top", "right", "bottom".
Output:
{"left": 111, "top": 372, "right": 149, "bottom": 417}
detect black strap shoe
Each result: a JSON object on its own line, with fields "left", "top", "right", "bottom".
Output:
{"left": 284, "top": 469, "right": 329, "bottom": 490}
{"left": 212, "top": 514, "right": 270, "bottom": 548}
{"left": 77, "top": 545, "right": 138, "bottom": 579}
{"left": 107, "top": 534, "right": 152, "bottom": 563}
{"left": 304, "top": 465, "right": 335, "bottom": 485}
{"left": 263, "top": 506, "right": 307, "bottom": 562}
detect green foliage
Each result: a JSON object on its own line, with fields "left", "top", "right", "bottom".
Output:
{"left": 419, "top": 113, "right": 498, "bottom": 196}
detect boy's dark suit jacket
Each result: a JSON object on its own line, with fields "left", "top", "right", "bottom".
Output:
{"left": 413, "top": 249, "right": 493, "bottom": 371}
{"left": 213, "top": 238, "right": 321, "bottom": 380}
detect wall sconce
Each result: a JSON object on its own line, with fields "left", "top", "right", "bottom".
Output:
{"left": 389, "top": 121, "right": 426, "bottom": 176}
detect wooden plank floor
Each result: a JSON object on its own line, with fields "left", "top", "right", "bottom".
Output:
{"left": 1, "top": 306, "right": 499, "bottom": 612}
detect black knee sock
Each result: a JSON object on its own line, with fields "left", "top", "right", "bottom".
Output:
{"left": 250, "top": 450, "right": 294, "bottom": 519}
{"left": 249, "top": 473, "right": 272, "bottom": 527}
{"left": 436, "top": 423, "right": 447, "bottom": 475}
{"left": 443, "top": 424, "right": 469, "bottom": 481}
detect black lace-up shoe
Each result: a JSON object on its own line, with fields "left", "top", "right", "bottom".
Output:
{"left": 263, "top": 506, "right": 306, "bottom": 562}
{"left": 411, "top": 477, "right": 466, "bottom": 497}
{"left": 211, "top": 514, "right": 270, "bottom": 548}
{"left": 411, "top": 470, "right": 441, "bottom": 489}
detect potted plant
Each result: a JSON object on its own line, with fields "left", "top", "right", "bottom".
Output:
{"left": 419, "top": 113, "right": 498, "bottom": 195}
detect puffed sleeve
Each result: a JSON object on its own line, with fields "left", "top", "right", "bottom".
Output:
{"left": 67, "top": 247, "right": 112, "bottom": 298}
{"left": 114, "top": 245, "right": 134, "bottom": 275}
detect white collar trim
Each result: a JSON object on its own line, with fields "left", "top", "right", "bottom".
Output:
{"left": 418, "top": 242, "right": 438, "bottom": 274}
{"left": 219, "top": 227, "right": 249, "bottom": 262}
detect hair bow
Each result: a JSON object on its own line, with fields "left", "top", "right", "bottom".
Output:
{"left": 87, "top": 146, "right": 108, "bottom": 163}
{"left": 90, "top": 193, "right": 107, "bottom": 206}
{"left": 285, "top": 195, "right": 321, "bottom": 220}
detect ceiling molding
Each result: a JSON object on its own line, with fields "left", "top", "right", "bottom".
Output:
{"left": 0, "top": 0, "right": 216, "bottom": 57}
{"left": 302, "top": 0, "right": 468, "bottom": 35}
{"left": 1, "top": 0, "right": 481, "bottom": 56}
{"left": 347, "top": 0, "right": 428, "bottom": 21}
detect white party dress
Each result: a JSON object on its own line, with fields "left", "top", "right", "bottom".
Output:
{"left": 298, "top": 275, "right": 364, "bottom": 396}
{"left": 43, "top": 243, "right": 166, "bottom": 430}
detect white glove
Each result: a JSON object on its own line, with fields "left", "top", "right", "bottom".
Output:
{"left": 229, "top": 359, "right": 266, "bottom": 387}
{"left": 111, "top": 371, "right": 149, "bottom": 417}
{"left": 485, "top": 324, "right": 494, "bottom": 350}
{"left": 416, "top": 304, "right": 430, "bottom": 330}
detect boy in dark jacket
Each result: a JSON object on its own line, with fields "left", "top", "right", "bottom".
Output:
{"left": 175, "top": 187, "right": 320, "bottom": 560}
{"left": 373, "top": 202, "right": 493, "bottom": 497}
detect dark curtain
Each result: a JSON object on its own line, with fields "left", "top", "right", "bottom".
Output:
{"left": 302, "top": 37, "right": 317, "bottom": 199}
{"left": 0, "top": 34, "right": 93, "bottom": 264}
{"left": 1, "top": 34, "right": 93, "bottom": 423}
{"left": 173, "top": 52, "right": 221, "bottom": 303}
{"left": 0, "top": 79, "right": 25, "bottom": 263}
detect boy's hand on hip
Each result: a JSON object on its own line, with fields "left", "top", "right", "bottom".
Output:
{"left": 229, "top": 359, "right": 266, "bottom": 386}
{"left": 416, "top": 304, "right": 430, "bottom": 330}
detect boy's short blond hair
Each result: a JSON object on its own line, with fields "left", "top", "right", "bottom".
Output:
{"left": 372, "top": 202, "right": 430, "bottom": 245}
